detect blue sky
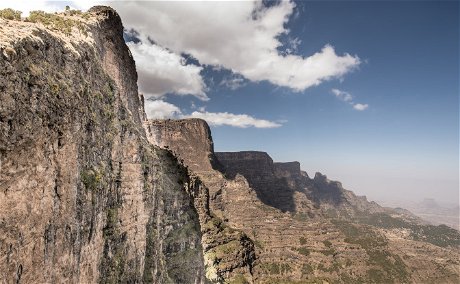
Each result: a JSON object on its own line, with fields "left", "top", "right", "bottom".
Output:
{"left": 168, "top": 0, "right": 459, "bottom": 204}
{"left": 4, "top": 1, "right": 458, "bottom": 204}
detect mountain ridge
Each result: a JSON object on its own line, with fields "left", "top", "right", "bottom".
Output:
{"left": 1, "top": 6, "right": 459, "bottom": 284}
{"left": 145, "top": 117, "right": 460, "bottom": 283}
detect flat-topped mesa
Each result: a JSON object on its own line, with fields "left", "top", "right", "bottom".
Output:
{"left": 216, "top": 151, "right": 298, "bottom": 212}
{"left": 215, "top": 151, "right": 275, "bottom": 180}
{"left": 144, "top": 118, "right": 218, "bottom": 172}
{"left": 274, "top": 161, "right": 302, "bottom": 179}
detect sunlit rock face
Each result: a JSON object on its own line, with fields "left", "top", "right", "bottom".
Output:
{"left": 144, "top": 118, "right": 218, "bottom": 173}
{"left": 0, "top": 7, "right": 205, "bottom": 283}
{"left": 1, "top": 5, "right": 459, "bottom": 284}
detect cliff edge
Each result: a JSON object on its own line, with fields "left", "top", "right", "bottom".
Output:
{"left": 0, "top": 7, "right": 206, "bottom": 283}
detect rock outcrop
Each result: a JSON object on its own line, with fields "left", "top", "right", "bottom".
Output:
{"left": 145, "top": 119, "right": 256, "bottom": 283}
{"left": 145, "top": 119, "right": 218, "bottom": 172}
{"left": 0, "top": 7, "right": 206, "bottom": 283}
{"left": 216, "top": 152, "right": 299, "bottom": 213}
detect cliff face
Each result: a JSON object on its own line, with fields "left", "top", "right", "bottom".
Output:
{"left": 147, "top": 118, "right": 460, "bottom": 283}
{"left": 0, "top": 7, "right": 205, "bottom": 283}
{"left": 144, "top": 119, "right": 218, "bottom": 172}
{"left": 216, "top": 152, "right": 300, "bottom": 213}
{"left": 1, "top": 5, "right": 459, "bottom": 284}
{"left": 144, "top": 119, "right": 256, "bottom": 283}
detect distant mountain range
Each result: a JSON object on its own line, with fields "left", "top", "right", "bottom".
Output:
{"left": 378, "top": 198, "right": 459, "bottom": 230}
{"left": 1, "top": 6, "right": 459, "bottom": 283}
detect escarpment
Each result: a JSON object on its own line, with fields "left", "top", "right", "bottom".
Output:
{"left": 0, "top": 7, "right": 206, "bottom": 283}
{"left": 1, "top": 5, "right": 460, "bottom": 284}
{"left": 145, "top": 119, "right": 256, "bottom": 283}
{"left": 146, "top": 118, "right": 460, "bottom": 283}
{"left": 145, "top": 119, "right": 218, "bottom": 172}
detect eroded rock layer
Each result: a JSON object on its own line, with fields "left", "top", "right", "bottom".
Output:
{"left": 146, "top": 118, "right": 460, "bottom": 284}
{"left": 0, "top": 7, "right": 205, "bottom": 283}
{"left": 1, "top": 5, "right": 460, "bottom": 284}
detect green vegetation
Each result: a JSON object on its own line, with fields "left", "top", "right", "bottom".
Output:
{"left": 26, "top": 10, "right": 87, "bottom": 36}
{"left": 253, "top": 239, "right": 264, "bottom": 249}
{"left": 367, "top": 250, "right": 408, "bottom": 282}
{"left": 301, "top": 263, "right": 313, "bottom": 275}
{"left": 319, "top": 248, "right": 335, "bottom": 256}
{"left": 261, "top": 262, "right": 292, "bottom": 275}
{"left": 228, "top": 274, "right": 249, "bottom": 284}
{"left": 104, "top": 208, "right": 118, "bottom": 238}
{"left": 293, "top": 212, "right": 310, "bottom": 221}
{"left": 81, "top": 168, "right": 103, "bottom": 192}
{"left": 212, "top": 240, "right": 241, "bottom": 259}
{"left": 28, "top": 11, "right": 72, "bottom": 34}
{"left": 299, "top": 236, "right": 307, "bottom": 245}
{"left": 101, "top": 206, "right": 127, "bottom": 283}
{"left": 165, "top": 222, "right": 200, "bottom": 243}
{"left": 331, "top": 218, "right": 410, "bottom": 282}
{"left": 358, "top": 213, "right": 460, "bottom": 247}
{"left": 0, "top": 8, "right": 21, "bottom": 20}
{"left": 322, "top": 240, "right": 332, "bottom": 248}
{"left": 317, "top": 262, "right": 340, "bottom": 273}
{"left": 297, "top": 246, "right": 310, "bottom": 256}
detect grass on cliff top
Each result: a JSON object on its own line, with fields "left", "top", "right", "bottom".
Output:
{"left": 0, "top": 9, "right": 90, "bottom": 36}
{"left": 27, "top": 11, "right": 81, "bottom": 35}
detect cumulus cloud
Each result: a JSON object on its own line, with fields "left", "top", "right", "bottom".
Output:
{"left": 331, "top": 88, "right": 353, "bottom": 102}
{"left": 127, "top": 40, "right": 208, "bottom": 101}
{"left": 106, "top": 0, "right": 360, "bottom": 92}
{"left": 144, "top": 99, "right": 182, "bottom": 119}
{"left": 8, "top": 1, "right": 360, "bottom": 95}
{"left": 353, "top": 103, "right": 369, "bottom": 111}
{"left": 144, "top": 100, "right": 281, "bottom": 128}
{"left": 186, "top": 111, "right": 282, "bottom": 128}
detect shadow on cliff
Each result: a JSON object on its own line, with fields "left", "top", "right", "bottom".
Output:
{"left": 308, "top": 174, "right": 346, "bottom": 207}
{"left": 213, "top": 153, "right": 348, "bottom": 214}
{"left": 213, "top": 154, "right": 297, "bottom": 213}
{"left": 225, "top": 170, "right": 297, "bottom": 213}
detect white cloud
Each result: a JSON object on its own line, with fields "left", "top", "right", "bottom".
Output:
{"left": 127, "top": 40, "right": 208, "bottom": 101}
{"left": 106, "top": 0, "right": 360, "bottom": 92}
{"left": 144, "top": 100, "right": 281, "bottom": 128}
{"left": 282, "top": 37, "right": 302, "bottom": 55}
{"left": 186, "top": 111, "right": 282, "bottom": 128}
{"left": 331, "top": 88, "right": 353, "bottom": 102}
{"left": 220, "top": 75, "right": 246, "bottom": 90}
{"left": 353, "top": 103, "right": 369, "bottom": 111}
{"left": 144, "top": 99, "right": 182, "bottom": 119}
{"left": 7, "top": 1, "right": 360, "bottom": 95}
{"left": 331, "top": 88, "right": 369, "bottom": 111}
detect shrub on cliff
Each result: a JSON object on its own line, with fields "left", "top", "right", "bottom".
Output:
{"left": 27, "top": 11, "right": 75, "bottom": 35}
{"left": 0, "top": 8, "right": 22, "bottom": 20}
